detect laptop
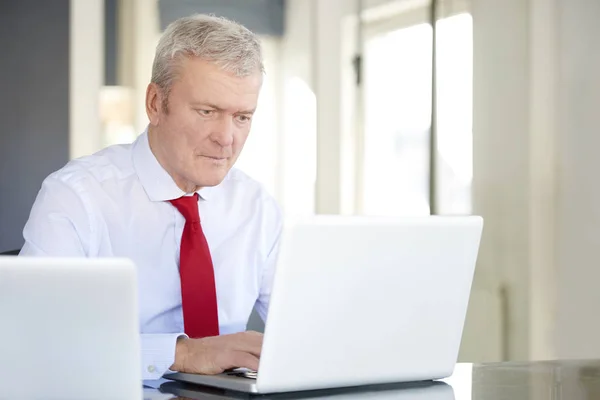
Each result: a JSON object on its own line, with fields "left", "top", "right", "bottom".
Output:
{"left": 158, "top": 379, "right": 454, "bottom": 399}
{"left": 0, "top": 257, "right": 142, "bottom": 400}
{"left": 165, "top": 215, "right": 483, "bottom": 394}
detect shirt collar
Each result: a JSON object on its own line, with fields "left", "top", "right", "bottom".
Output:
{"left": 132, "top": 129, "right": 220, "bottom": 202}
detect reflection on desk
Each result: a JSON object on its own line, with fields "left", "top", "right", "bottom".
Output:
{"left": 158, "top": 380, "right": 452, "bottom": 400}
{"left": 144, "top": 360, "right": 600, "bottom": 400}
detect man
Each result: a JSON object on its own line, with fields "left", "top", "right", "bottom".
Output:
{"left": 20, "top": 14, "right": 281, "bottom": 380}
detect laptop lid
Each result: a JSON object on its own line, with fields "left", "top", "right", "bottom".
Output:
{"left": 256, "top": 215, "right": 482, "bottom": 393}
{"left": 0, "top": 257, "right": 142, "bottom": 400}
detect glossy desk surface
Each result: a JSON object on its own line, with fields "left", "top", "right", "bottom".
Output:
{"left": 144, "top": 359, "right": 600, "bottom": 400}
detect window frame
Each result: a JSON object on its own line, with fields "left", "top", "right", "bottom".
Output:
{"left": 345, "top": 0, "right": 472, "bottom": 215}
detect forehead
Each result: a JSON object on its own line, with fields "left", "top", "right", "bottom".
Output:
{"left": 171, "top": 57, "right": 263, "bottom": 111}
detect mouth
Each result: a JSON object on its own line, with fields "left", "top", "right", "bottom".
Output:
{"left": 200, "top": 155, "right": 229, "bottom": 164}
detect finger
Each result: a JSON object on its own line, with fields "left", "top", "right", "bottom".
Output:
{"left": 232, "top": 332, "right": 263, "bottom": 357}
{"left": 243, "top": 332, "right": 264, "bottom": 357}
{"left": 231, "top": 351, "right": 260, "bottom": 372}
{"left": 246, "top": 331, "right": 263, "bottom": 351}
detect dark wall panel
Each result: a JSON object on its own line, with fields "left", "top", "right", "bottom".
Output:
{"left": 158, "top": 0, "right": 285, "bottom": 36}
{"left": 0, "top": 0, "right": 70, "bottom": 252}
{"left": 105, "top": 0, "right": 118, "bottom": 85}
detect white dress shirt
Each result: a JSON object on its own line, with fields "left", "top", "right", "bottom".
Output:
{"left": 20, "top": 131, "right": 282, "bottom": 380}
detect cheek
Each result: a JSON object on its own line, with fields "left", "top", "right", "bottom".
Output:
{"left": 233, "top": 128, "right": 251, "bottom": 152}
{"left": 178, "top": 119, "right": 207, "bottom": 146}
{"left": 163, "top": 111, "right": 191, "bottom": 136}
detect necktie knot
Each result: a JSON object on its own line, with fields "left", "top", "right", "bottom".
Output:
{"left": 170, "top": 193, "right": 200, "bottom": 223}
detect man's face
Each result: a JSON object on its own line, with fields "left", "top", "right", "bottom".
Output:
{"left": 149, "top": 57, "right": 262, "bottom": 189}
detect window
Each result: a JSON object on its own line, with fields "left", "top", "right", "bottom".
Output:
{"left": 361, "top": 12, "right": 473, "bottom": 216}
{"left": 435, "top": 13, "right": 473, "bottom": 214}
{"left": 363, "top": 23, "right": 433, "bottom": 216}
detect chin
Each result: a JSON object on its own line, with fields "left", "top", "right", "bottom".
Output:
{"left": 196, "top": 172, "right": 228, "bottom": 187}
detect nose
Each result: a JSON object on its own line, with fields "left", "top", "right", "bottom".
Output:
{"left": 210, "top": 115, "right": 234, "bottom": 147}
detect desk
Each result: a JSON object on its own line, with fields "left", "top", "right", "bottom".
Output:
{"left": 144, "top": 360, "right": 600, "bottom": 399}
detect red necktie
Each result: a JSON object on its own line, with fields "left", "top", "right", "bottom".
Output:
{"left": 170, "top": 193, "right": 219, "bottom": 338}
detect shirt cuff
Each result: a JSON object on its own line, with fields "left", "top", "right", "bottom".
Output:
{"left": 140, "top": 333, "right": 187, "bottom": 380}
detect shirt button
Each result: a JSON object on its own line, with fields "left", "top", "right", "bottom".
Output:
{"left": 147, "top": 365, "right": 157, "bottom": 373}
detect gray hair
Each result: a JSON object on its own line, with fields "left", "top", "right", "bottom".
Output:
{"left": 151, "top": 14, "right": 264, "bottom": 111}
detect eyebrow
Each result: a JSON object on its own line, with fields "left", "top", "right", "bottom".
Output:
{"left": 194, "top": 102, "right": 256, "bottom": 114}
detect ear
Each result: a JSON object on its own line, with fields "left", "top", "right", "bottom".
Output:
{"left": 146, "top": 83, "right": 163, "bottom": 126}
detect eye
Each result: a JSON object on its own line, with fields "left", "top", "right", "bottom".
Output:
{"left": 235, "top": 115, "right": 252, "bottom": 123}
{"left": 197, "top": 109, "right": 214, "bottom": 116}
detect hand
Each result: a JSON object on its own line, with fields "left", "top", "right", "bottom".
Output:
{"left": 170, "top": 331, "right": 263, "bottom": 375}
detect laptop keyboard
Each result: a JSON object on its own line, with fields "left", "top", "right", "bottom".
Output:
{"left": 225, "top": 370, "right": 257, "bottom": 380}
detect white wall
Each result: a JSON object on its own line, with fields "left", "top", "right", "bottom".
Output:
{"left": 472, "top": 0, "right": 600, "bottom": 361}
{"left": 470, "top": 0, "right": 534, "bottom": 361}
{"left": 278, "top": 0, "right": 317, "bottom": 216}
{"left": 118, "top": 0, "right": 159, "bottom": 134}
{"left": 70, "top": 0, "right": 104, "bottom": 159}
{"left": 555, "top": 0, "right": 600, "bottom": 359}
{"left": 527, "top": 0, "right": 561, "bottom": 362}
{"left": 471, "top": 0, "right": 566, "bottom": 362}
